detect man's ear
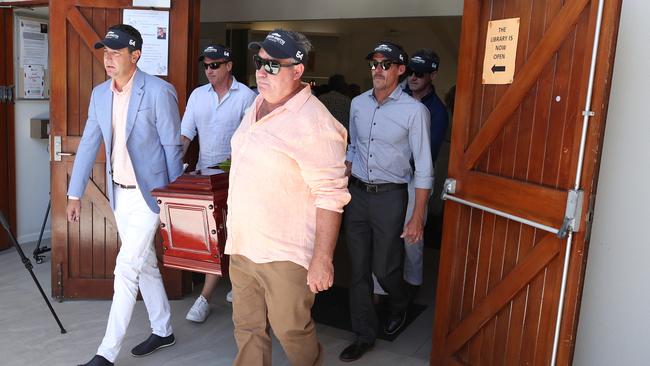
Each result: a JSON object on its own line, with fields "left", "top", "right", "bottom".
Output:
{"left": 293, "top": 63, "right": 305, "bottom": 81}
{"left": 132, "top": 50, "right": 142, "bottom": 63}
{"left": 226, "top": 61, "right": 233, "bottom": 72}
{"left": 397, "top": 64, "right": 406, "bottom": 76}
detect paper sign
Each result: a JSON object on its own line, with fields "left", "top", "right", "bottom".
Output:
{"left": 23, "top": 64, "right": 45, "bottom": 99}
{"left": 123, "top": 9, "right": 169, "bottom": 76}
{"left": 482, "top": 17, "right": 520, "bottom": 85}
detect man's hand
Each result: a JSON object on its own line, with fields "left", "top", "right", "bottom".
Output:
{"left": 344, "top": 161, "right": 352, "bottom": 177}
{"left": 67, "top": 199, "right": 81, "bottom": 222}
{"left": 401, "top": 214, "right": 424, "bottom": 244}
{"left": 307, "top": 255, "right": 334, "bottom": 293}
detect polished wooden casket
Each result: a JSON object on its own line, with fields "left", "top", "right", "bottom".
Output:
{"left": 151, "top": 172, "right": 229, "bottom": 276}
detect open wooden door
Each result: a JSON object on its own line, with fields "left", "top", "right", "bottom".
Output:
{"left": 431, "top": 0, "right": 622, "bottom": 365}
{"left": 50, "top": 0, "right": 200, "bottom": 299}
{"left": 0, "top": 8, "right": 16, "bottom": 252}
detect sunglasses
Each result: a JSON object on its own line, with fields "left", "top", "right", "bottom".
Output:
{"left": 369, "top": 60, "right": 397, "bottom": 71}
{"left": 253, "top": 55, "right": 300, "bottom": 75}
{"left": 203, "top": 61, "right": 227, "bottom": 70}
{"left": 409, "top": 71, "right": 426, "bottom": 78}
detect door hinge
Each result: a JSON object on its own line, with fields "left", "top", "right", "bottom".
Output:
{"left": 0, "top": 85, "right": 15, "bottom": 103}
{"left": 557, "top": 189, "right": 585, "bottom": 239}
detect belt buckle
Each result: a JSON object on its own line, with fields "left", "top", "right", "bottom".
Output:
{"left": 366, "top": 183, "right": 378, "bottom": 193}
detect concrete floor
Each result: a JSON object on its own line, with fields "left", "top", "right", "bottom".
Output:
{"left": 0, "top": 240, "right": 438, "bottom": 366}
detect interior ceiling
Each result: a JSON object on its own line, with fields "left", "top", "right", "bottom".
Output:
{"left": 225, "top": 16, "right": 462, "bottom": 36}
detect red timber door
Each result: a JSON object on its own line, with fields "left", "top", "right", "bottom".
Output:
{"left": 0, "top": 8, "right": 16, "bottom": 251}
{"left": 50, "top": 0, "right": 200, "bottom": 299}
{"left": 431, "top": 0, "right": 622, "bottom": 365}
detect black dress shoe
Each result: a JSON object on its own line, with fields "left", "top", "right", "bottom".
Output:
{"left": 384, "top": 310, "right": 407, "bottom": 335}
{"left": 339, "top": 341, "right": 374, "bottom": 362}
{"left": 130, "top": 333, "right": 176, "bottom": 357}
{"left": 78, "top": 355, "right": 113, "bottom": 366}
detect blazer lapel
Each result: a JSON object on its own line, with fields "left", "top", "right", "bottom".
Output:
{"left": 125, "top": 69, "right": 145, "bottom": 140}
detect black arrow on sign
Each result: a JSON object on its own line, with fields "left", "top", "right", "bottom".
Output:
{"left": 491, "top": 65, "right": 506, "bottom": 73}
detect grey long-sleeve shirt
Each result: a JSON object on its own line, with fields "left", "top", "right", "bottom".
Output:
{"left": 346, "top": 86, "right": 433, "bottom": 189}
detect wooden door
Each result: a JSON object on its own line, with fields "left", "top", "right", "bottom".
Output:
{"left": 50, "top": 0, "right": 200, "bottom": 299}
{"left": 0, "top": 8, "right": 16, "bottom": 251}
{"left": 431, "top": 0, "right": 622, "bottom": 365}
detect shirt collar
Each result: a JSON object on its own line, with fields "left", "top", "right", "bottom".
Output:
{"left": 280, "top": 83, "right": 312, "bottom": 112}
{"left": 111, "top": 69, "right": 137, "bottom": 95}
{"left": 369, "top": 84, "right": 403, "bottom": 103}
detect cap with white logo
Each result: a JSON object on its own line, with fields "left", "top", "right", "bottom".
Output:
{"left": 198, "top": 44, "right": 232, "bottom": 62}
{"left": 248, "top": 29, "right": 309, "bottom": 64}
{"left": 407, "top": 50, "right": 440, "bottom": 73}
{"left": 366, "top": 41, "right": 408, "bottom": 64}
{"left": 94, "top": 28, "right": 142, "bottom": 51}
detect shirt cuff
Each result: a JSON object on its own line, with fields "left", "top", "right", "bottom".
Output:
{"left": 345, "top": 150, "right": 355, "bottom": 162}
{"left": 180, "top": 127, "right": 197, "bottom": 141}
{"left": 68, "top": 195, "right": 80, "bottom": 200}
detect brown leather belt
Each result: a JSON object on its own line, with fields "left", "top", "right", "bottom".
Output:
{"left": 113, "top": 181, "right": 137, "bottom": 189}
{"left": 349, "top": 176, "right": 406, "bottom": 193}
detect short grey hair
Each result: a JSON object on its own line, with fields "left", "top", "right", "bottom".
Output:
{"left": 284, "top": 30, "right": 313, "bottom": 63}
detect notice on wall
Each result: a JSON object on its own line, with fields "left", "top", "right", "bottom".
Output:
{"left": 23, "top": 64, "right": 45, "bottom": 99}
{"left": 482, "top": 17, "right": 520, "bottom": 85}
{"left": 19, "top": 18, "right": 48, "bottom": 67}
{"left": 123, "top": 9, "right": 169, "bottom": 76}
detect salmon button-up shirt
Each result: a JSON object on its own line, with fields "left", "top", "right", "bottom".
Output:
{"left": 225, "top": 84, "right": 351, "bottom": 270}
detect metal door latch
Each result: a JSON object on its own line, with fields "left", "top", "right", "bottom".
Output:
{"left": 557, "top": 189, "right": 584, "bottom": 238}
{"left": 442, "top": 178, "right": 457, "bottom": 199}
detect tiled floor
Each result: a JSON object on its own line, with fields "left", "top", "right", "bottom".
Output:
{"left": 0, "top": 240, "right": 439, "bottom": 365}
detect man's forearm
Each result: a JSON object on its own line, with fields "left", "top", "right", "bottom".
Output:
{"left": 312, "top": 208, "right": 343, "bottom": 262}
{"left": 181, "top": 135, "right": 191, "bottom": 157}
{"left": 413, "top": 188, "right": 431, "bottom": 220}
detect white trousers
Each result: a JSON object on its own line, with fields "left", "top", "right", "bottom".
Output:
{"left": 97, "top": 186, "right": 173, "bottom": 362}
{"left": 373, "top": 180, "right": 428, "bottom": 293}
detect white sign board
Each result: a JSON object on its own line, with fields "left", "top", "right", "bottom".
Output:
{"left": 123, "top": 9, "right": 169, "bottom": 76}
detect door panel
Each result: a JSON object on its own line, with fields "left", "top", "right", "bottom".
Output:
{"left": 51, "top": 0, "right": 198, "bottom": 299}
{"left": 432, "top": 0, "right": 622, "bottom": 365}
{"left": 0, "top": 8, "right": 16, "bottom": 251}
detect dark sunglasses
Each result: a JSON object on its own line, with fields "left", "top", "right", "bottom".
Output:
{"left": 203, "top": 61, "right": 227, "bottom": 70}
{"left": 253, "top": 55, "right": 300, "bottom": 75}
{"left": 369, "top": 60, "right": 396, "bottom": 71}
{"left": 409, "top": 71, "right": 426, "bottom": 78}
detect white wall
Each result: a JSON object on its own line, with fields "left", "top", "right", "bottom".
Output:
{"left": 14, "top": 102, "right": 50, "bottom": 244}
{"left": 200, "top": 0, "right": 463, "bottom": 22}
{"left": 573, "top": 1, "right": 650, "bottom": 365}
{"left": 12, "top": 8, "right": 51, "bottom": 244}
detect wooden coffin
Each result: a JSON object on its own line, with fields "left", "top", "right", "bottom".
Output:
{"left": 151, "top": 172, "right": 229, "bottom": 276}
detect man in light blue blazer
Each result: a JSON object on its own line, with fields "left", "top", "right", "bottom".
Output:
{"left": 67, "top": 24, "right": 183, "bottom": 366}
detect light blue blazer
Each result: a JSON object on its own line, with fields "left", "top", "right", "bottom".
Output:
{"left": 67, "top": 69, "right": 183, "bottom": 214}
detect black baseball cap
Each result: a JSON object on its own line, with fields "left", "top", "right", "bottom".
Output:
{"left": 408, "top": 50, "right": 440, "bottom": 73}
{"left": 94, "top": 27, "right": 142, "bottom": 51}
{"left": 249, "top": 30, "right": 308, "bottom": 64}
{"left": 366, "top": 42, "right": 407, "bottom": 64}
{"left": 198, "top": 44, "right": 232, "bottom": 62}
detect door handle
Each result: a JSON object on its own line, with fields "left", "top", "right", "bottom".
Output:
{"left": 52, "top": 136, "right": 76, "bottom": 161}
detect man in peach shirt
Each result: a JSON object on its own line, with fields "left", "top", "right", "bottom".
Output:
{"left": 225, "top": 29, "right": 350, "bottom": 366}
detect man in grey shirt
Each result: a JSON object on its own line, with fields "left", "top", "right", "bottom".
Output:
{"left": 340, "top": 41, "right": 433, "bottom": 362}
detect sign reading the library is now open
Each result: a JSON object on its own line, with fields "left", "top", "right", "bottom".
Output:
{"left": 482, "top": 17, "right": 520, "bottom": 85}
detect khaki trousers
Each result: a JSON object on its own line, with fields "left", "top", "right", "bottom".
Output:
{"left": 230, "top": 255, "right": 323, "bottom": 366}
